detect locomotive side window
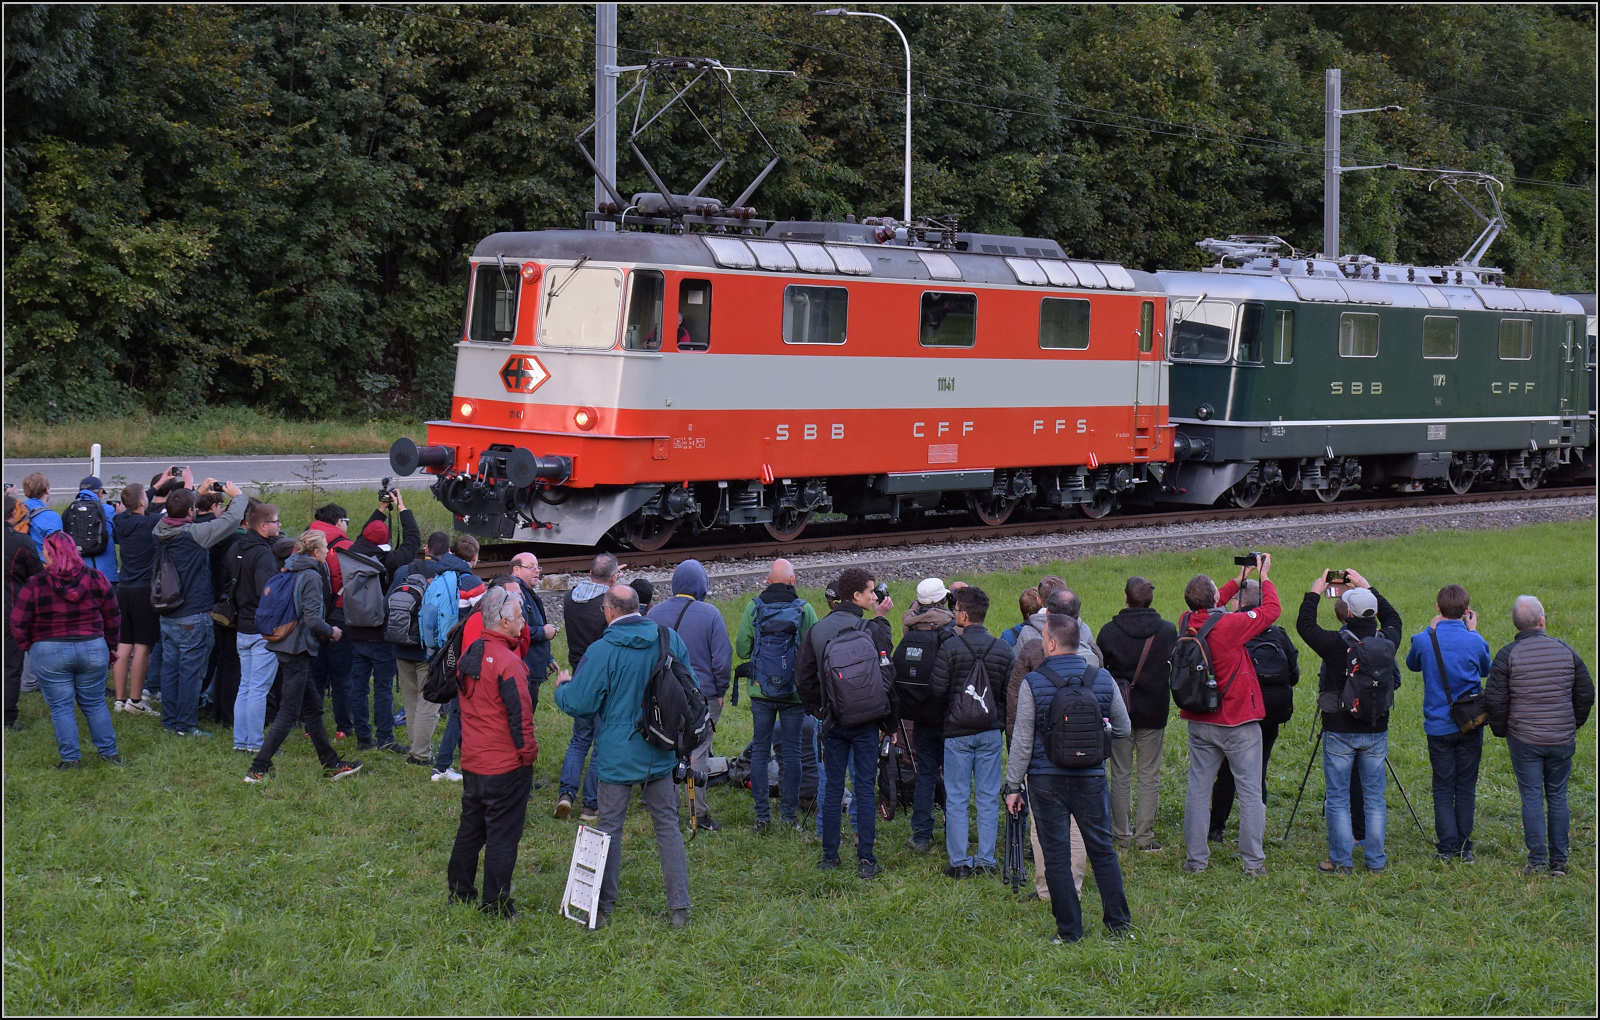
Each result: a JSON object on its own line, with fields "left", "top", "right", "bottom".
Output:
{"left": 537, "top": 265, "right": 623, "bottom": 349}
{"left": 622, "top": 270, "right": 665, "bottom": 351}
{"left": 678, "top": 279, "right": 711, "bottom": 351}
{"left": 1273, "top": 309, "right": 1294, "bottom": 363}
{"left": 920, "top": 291, "right": 977, "bottom": 347}
{"left": 782, "top": 285, "right": 848, "bottom": 344}
{"left": 1338, "top": 312, "right": 1380, "bottom": 358}
{"left": 1498, "top": 318, "right": 1532, "bottom": 360}
{"left": 1039, "top": 297, "right": 1090, "bottom": 350}
{"left": 1563, "top": 320, "right": 1575, "bottom": 363}
{"left": 1422, "top": 315, "right": 1459, "bottom": 359}
{"left": 468, "top": 263, "right": 519, "bottom": 343}
{"left": 1139, "top": 301, "right": 1154, "bottom": 353}
{"left": 1168, "top": 299, "right": 1233, "bottom": 362}
{"left": 1237, "top": 303, "right": 1265, "bottom": 364}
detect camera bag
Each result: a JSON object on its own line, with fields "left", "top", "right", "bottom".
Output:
{"left": 1430, "top": 626, "right": 1488, "bottom": 732}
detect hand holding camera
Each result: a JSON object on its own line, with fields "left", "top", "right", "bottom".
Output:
{"left": 377, "top": 477, "right": 405, "bottom": 512}
{"left": 872, "top": 581, "right": 893, "bottom": 618}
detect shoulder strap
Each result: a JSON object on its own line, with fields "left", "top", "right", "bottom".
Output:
{"left": 1129, "top": 634, "right": 1157, "bottom": 690}
{"left": 1196, "top": 610, "right": 1226, "bottom": 639}
{"left": 1340, "top": 628, "right": 1361, "bottom": 650}
{"left": 1428, "top": 626, "right": 1456, "bottom": 701}
{"left": 673, "top": 597, "right": 693, "bottom": 631}
{"left": 1038, "top": 664, "right": 1088, "bottom": 689}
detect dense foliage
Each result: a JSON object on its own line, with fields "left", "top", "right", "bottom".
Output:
{"left": 4, "top": 4, "right": 1594, "bottom": 421}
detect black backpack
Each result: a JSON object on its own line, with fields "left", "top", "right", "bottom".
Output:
{"left": 1169, "top": 610, "right": 1237, "bottom": 714}
{"left": 1039, "top": 665, "right": 1107, "bottom": 767}
{"left": 423, "top": 616, "right": 485, "bottom": 704}
{"left": 1337, "top": 628, "right": 1397, "bottom": 724}
{"left": 821, "top": 620, "right": 892, "bottom": 728}
{"left": 63, "top": 497, "right": 108, "bottom": 557}
{"left": 638, "top": 622, "right": 713, "bottom": 755}
{"left": 892, "top": 625, "right": 949, "bottom": 715}
{"left": 943, "top": 634, "right": 1003, "bottom": 732}
{"left": 150, "top": 537, "right": 185, "bottom": 615}
{"left": 1246, "top": 628, "right": 1293, "bottom": 685}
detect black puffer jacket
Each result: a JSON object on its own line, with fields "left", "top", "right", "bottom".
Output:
{"left": 1097, "top": 608, "right": 1178, "bottom": 730}
{"left": 1486, "top": 629, "right": 1594, "bottom": 745}
{"left": 928, "top": 624, "right": 1014, "bottom": 737}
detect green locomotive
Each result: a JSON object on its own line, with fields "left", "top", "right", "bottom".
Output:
{"left": 1157, "top": 236, "right": 1591, "bottom": 506}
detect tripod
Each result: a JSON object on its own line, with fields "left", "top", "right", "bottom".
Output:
{"left": 1284, "top": 720, "right": 1426, "bottom": 841}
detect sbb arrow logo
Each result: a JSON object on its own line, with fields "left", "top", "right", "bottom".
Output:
{"left": 499, "top": 354, "right": 549, "bottom": 394}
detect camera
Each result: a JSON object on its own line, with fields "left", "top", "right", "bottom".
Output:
{"left": 1234, "top": 551, "right": 1263, "bottom": 567}
{"left": 209, "top": 481, "right": 226, "bottom": 493}
{"left": 672, "top": 759, "right": 708, "bottom": 786}
{"left": 873, "top": 581, "right": 890, "bottom": 604}
{"left": 378, "top": 476, "right": 398, "bottom": 504}
{"left": 1326, "top": 569, "right": 1349, "bottom": 584}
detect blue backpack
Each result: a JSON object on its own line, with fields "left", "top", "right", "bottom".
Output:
{"left": 256, "top": 569, "right": 301, "bottom": 642}
{"left": 420, "top": 571, "right": 460, "bottom": 650}
{"left": 750, "top": 598, "right": 807, "bottom": 700}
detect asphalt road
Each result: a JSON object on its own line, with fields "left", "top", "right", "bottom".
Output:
{"left": 2, "top": 453, "right": 435, "bottom": 494}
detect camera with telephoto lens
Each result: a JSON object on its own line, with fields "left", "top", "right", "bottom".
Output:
{"left": 672, "top": 759, "right": 707, "bottom": 786}
{"left": 378, "top": 476, "right": 398, "bottom": 504}
{"left": 1233, "top": 551, "right": 1263, "bottom": 567}
{"left": 873, "top": 581, "right": 890, "bottom": 603}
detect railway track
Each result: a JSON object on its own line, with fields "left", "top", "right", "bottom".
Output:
{"left": 474, "top": 485, "right": 1595, "bottom": 579}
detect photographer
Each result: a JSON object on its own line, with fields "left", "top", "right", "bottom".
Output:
{"left": 1297, "top": 568, "right": 1402, "bottom": 875}
{"left": 554, "top": 585, "right": 692, "bottom": 930}
{"left": 340, "top": 487, "right": 420, "bottom": 754}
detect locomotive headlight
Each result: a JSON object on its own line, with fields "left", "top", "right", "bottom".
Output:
{"left": 574, "top": 406, "right": 598, "bottom": 431}
{"left": 459, "top": 400, "right": 476, "bottom": 420}
{"left": 520, "top": 262, "right": 541, "bottom": 284}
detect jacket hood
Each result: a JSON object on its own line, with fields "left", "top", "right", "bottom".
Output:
{"left": 153, "top": 517, "right": 189, "bottom": 539}
{"left": 903, "top": 602, "right": 955, "bottom": 630}
{"left": 46, "top": 563, "right": 90, "bottom": 599}
{"left": 671, "top": 559, "right": 709, "bottom": 601}
{"left": 603, "top": 615, "right": 660, "bottom": 649}
{"left": 1109, "top": 606, "right": 1166, "bottom": 640}
{"left": 286, "top": 553, "right": 322, "bottom": 573}
{"left": 760, "top": 582, "right": 799, "bottom": 602}
{"left": 437, "top": 553, "right": 473, "bottom": 573}
{"left": 270, "top": 535, "right": 296, "bottom": 561}
{"left": 237, "top": 530, "right": 271, "bottom": 553}
{"left": 571, "top": 578, "right": 609, "bottom": 602}
{"left": 309, "top": 519, "right": 348, "bottom": 542}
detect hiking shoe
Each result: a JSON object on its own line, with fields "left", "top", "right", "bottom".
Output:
{"left": 578, "top": 806, "right": 599, "bottom": 822}
{"left": 945, "top": 864, "right": 972, "bottom": 879}
{"left": 244, "top": 768, "right": 272, "bottom": 784}
{"left": 1550, "top": 861, "right": 1568, "bottom": 877}
{"left": 325, "top": 760, "right": 363, "bottom": 781}
{"left": 1138, "top": 840, "right": 1164, "bottom": 852}
{"left": 554, "top": 795, "right": 573, "bottom": 819}
{"left": 753, "top": 821, "right": 771, "bottom": 835}
{"left": 1316, "top": 861, "right": 1352, "bottom": 875}
{"left": 973, "top": 864, "right": 1000, "bottom": 878}
{"left": 125, "top": 698, "right": 159, "bottom": 716}
{"left": 669, "top": 908, "right": 690, "bottom": 929}
{"left": 1460, "top": 848, "right": 1477, "bottom": 864}
{"left": 1243, "top": 866, "right": 1268, "bottom": 877}
{"left": 100, "top": 753, "right": 123, "bottom": 765}
{"left": 405, "top": 753, "right": 433, "bottom": 768}
{"left": 817, "top": 857, "right": 842, "bottom": 871}
{"left": 695, "top": 814, "right": 721, "bottom": 832}
{"left": 54, "top": 760, "right": 83, "bottom": 770}
{"left": 857, "top": 860, "right": 881, "bottom": 881}
{"left": 908, "top": 838, "right": 933, "bottom": 854}
{"left": 1522, "top": 862, "right": 1548, "bottom": 877}
{"left": 357, "top": 740, "right": 377, "bottom": 752}
{"left": 1180, "top": 862, "right": 1208, "bottom": 873}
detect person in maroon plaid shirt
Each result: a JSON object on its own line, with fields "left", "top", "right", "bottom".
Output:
{"left": 9, "top": 532, "right": 121, "bottom": 768}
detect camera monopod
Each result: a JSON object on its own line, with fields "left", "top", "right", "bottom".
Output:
{"left": 1003, "top": 794, "right": 1030, "bottom": 894}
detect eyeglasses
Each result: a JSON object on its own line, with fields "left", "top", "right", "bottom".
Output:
{"left": 265, "top": 519, "right": 280, "bottom": 525}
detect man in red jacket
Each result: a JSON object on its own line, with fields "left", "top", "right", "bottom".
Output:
{"left": 1178, "top": 553, "right": 1280, "bottom": 877}
{"left": 446, "top": 585, "right": 538, "bottom": 919}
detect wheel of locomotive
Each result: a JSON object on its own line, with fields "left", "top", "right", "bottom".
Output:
{"left": 1314, "top": 481, "right": 1343, "bottom": 503}
{"left": 621, "top": 513, "right": 679, "bottom": 552}
{"left": 764, "top": 508, "right": 813, "bottom": 542}
{"left": 1447, "top": 456, "right": 1474, "bottom": 495}
{"left": 1079, "top": 488, "right": 1116, "bottom": 519}
{"left": 968, "top": 492, "right": 1020, "bottom": 527}
{"left": 1227, "top": 473, "right": 1264, "bottom": 509}
{"left": 1518, "top": 469, "right": 1543, "bottom": 492}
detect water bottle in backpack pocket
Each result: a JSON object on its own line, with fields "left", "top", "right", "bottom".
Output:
{"left": 821, "top": 621, "right": 891, "bottom": 728}
{"left": 1039, "top": 665, "right": 1108, "bottom": 767}
{"left": 1169, "top": 610, "right": 1234, "bottom": 714}
{"left": 750, "top": 598, "right": 806, "bottom": 700}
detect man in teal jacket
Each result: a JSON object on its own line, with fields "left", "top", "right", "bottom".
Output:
{"left": 554, "top": 584, "right": 692, "bottom": 930}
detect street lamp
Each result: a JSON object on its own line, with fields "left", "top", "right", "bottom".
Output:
{"left": 815, "top": 8, "right": 912, "bottom": 223}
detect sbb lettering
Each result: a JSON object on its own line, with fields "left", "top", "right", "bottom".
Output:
{"left": 776, "top": 425, "right": 788, "bottom": 440}
{"left": 775, "top": 423, "right": 845, "bottom": 441}
{"left": 1330, "top": 381, "right": 1384, "bottom": 395}
{"left": 832, "top": 423, "right": 845, "bottom": 439}
{"left": 804, "top": 424, "right": 817, "bottom": 440}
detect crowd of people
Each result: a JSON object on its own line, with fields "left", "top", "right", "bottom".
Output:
{"left": 3, "top": 470, "right": 1593, "bottom": 942}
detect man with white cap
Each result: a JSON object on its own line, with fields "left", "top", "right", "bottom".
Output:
{"left": 893, "top": 577, "right": 959, "bottom": 852}
{"left": 1297, "top": 568, "right": 1403, "bottom": 875}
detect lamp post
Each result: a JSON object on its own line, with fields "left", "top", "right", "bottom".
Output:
{"left": 815, "top": 8, "right": 912, "bottom": 223}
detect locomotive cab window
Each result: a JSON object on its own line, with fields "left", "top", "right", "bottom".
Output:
{"left": 1237, "top": 303, "right": 1265, "bottom": 364}
{"left": 782, "top": 285, "right": 848, "bottom": 344}
{"left": 1168, "top": 299, "right": 1233, "bottom": 362}
{"left": 538, "top": 265, "right": 623, "bottom": 349}
{"left": 623, "top": 270, "right": 665, "bottom": 351}
{"left": 1422, "top": 315, "right": 1460, "bottom": 359}
{"left": 1039, "top": 297, "right": 1090, "bottom": 350}
{"left": 468, "top": 263, "right": 520, "bottom": 343}
{"left": 1338, "top": 312, "right": 1380, "bottom": 358}
{"left": 1274, "top": 309, "right": 1294, "bottom": 363}
{"left": 1498, "top": 318, "right": 1532, "bottom": 360}
{"left": 920, "top": 291, "right": 977, "bottom": 347}
{"left": 677, "top": 279, "right": 711, "bottom": 351}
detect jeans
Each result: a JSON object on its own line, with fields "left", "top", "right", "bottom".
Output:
{"left": 144, "top": 639, "right": 161, "bottom": 697}
{"left": 4, "top": 634, "right": 22, "bottom": 727}
{"left": 349, "top": 640, "right": 398, "bottom": 746}
{"left": 1109, "top": 726, "right": 1166, "bottom": 847}
{"left": 252, "top": 652, "right": 340, "bottom": 773}
{"left": 944, "top": 729, "right": 1004, "bottom": 868}
{"left": 1209, "top": 719, "right": 1280, "bottom": 837}
{"left": 159, "top": 612, "right": 215, "bottom": 733}
{"left": 435, "top": 699, "right": 461, "bottom": 772}
{"left": 33, "top": 640, "right": 117, "bottom": 762}
{"left": 750, "top": 698, "right": 804, "bottom": 823}
{"left": 448, "top": 765, "right": 534, "bottom": 915}
{"left": 233, "top": 632, "right": 277, "bottom": 751}
{"left": 1183, "top": 720, "right": 1265, "bottom": 871}
{"left": 310, "top": 625, "right": 353, "bottom": 732}
{"left": 1506, "top": 735, "right": 1576, "bottom": 867}
{"left": 690, "top": 697, "right": 725, "bottom": 817}
{"left": 559, "top": 715, "right": 601, "bottom": 808}
{"left": 1029, "top": 771, "right": 1131, "bottom": 941}
{"left": 596, "top": 777, "right": 691, "bottom": 918}
{"left": 911, "top": 723, "right": 945, "bottom": 843}
{"left": 814, "top": 719, "right": 859, "bottom": 839}
{"left": 1323, "top": 730, "right": 1388, "bottom": 869}
{"left": 821, "top": 723, "right": 879, "bottom": 864}
{"left": 1427, "top": 728, "right": 1483, "bottom": 856}
{"left": 396, "top": 658, "right": 440, "bottom": 759}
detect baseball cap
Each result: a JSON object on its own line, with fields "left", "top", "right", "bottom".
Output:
{"left": 79, "top": 475, "right": 103, "bottom": 491}
{"left": 915, "top": 578, "right": 951, "bottom": 605}
{"left": 1342, "top": 587, "right": 1378, "bottom": 618}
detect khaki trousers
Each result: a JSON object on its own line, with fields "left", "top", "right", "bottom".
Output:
{"left": 396, "top": 658, "right": 441, "bottom": 760}
{"left": 1109, "top": 726, "right": 1166, "bottom": 846}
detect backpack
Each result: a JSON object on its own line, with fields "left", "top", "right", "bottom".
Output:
{"left": 255, "top": 569, "right": 301, "bottom": 642}
{"left": 637, "top": 623, "right": 713, "bottom": 754}
{"left": 336, "top": 548, "right": 386, "bottom": 628}
{"left": 63, "top": 498, "right": 108, "bottom": 556}
{"left": 944, "top": 634, "right": 1003, "bottom": 732}
{"left": 421, "top": 571, "right": 461, "bottom": 649}
{"left": 1039, "top": 665, "right": 1108, "bottom": 767}
{"left": 1247, "top": 629, "right": 1293, "bottom": 685}
{"left": 385, "top": 574, "right": 428, "bottom": 647}
{"left": 892, "top": 625, "right": 948, "bottom": 715}
{"left": 150, "top": 537, "right": 185, "bottom": 615}
{"left": 1337, "top": 628, "right": 1397, "bottom": 724}
{"left": 1169, "top": 610, "right": 1236, "bottom": 714}
{"left": 423, "top": 613, "right": 486, "bottom": 704}
{"left": 750, "top": 598, "right": 807, "bottom": 700}
{"left": 821, "top": 620, "right": 892, "bottom": 728}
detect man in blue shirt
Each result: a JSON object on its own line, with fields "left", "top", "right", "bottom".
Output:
{"left": 1405, "top": 584, "right": 1492, "bottom": 862}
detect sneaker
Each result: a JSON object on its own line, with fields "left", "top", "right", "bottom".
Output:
{"left": 234, "top": 747, "right": 254, "bottom": 755}
{"left": 945, "top": 864, "right": 972, "bottom": 879}
{"left": 357, "top": 740, "right": 377, "bottom": 752}
{"left": 244, "top": 768, "right": 272, "bottom": 784}
{"left": 442, "top": 767, "right": 463, "bottom": 782}
{"left": 817, "top": 857, "right": 842, "bottom": 871}
{"left": 1522, "top": 862, "right": 1548, "bottom": 877}
{"left": 908, "top": 838, "right": 933, "bottom": 854}
{"left": 54, "top": 760, "right": 83, "bottom": 770}
{"left": 1180, "top": 862, "right": 1208, "bottom": 873}
{"left": 186, "top": 728, "right": 212, "bottom": 739}
{"left": 973, "top": 864, "right": 999, "bottom": 878}
{"left": 695, "top": 814, "right": 721, "bottom": 832}
{"left": 431, "top": 769, "right": 450, "bottom": 782}
{"left": 325, "top": 760, "right": 364, "bottom": 781}
{"left": 393, "top": 709, "right": 407, "bottom": 726}
{"left": 1316, "top": 861, "right": 1352, "bottom": 875}
{"left": 1550, "top": 861, "right": 1568, "bottom": 877}
{"left": 405, "top": 753, "right": 433, "bottom": 768}
{"left": 578, "top": 806, "right": 599, "bottom": 822}
{"left": 1365, "top": 866, "right": 1385, "bottom": 875}
{"left": 1207, "top": 830, "right": 1226, "bottom": 844}
{"left": 144, "top": 691, "right": 161, "bottom": 705}
{"left": 1107, "top": 925, "right": 1136, "bottom": 941}
{"left": 100, "top": 753, "right": 123, "bottom": 765}
{"left": 381, "top": 742, "right": 409, "bottom": 756}
{"left": 1460, "top": 848, "right": 1477, "bottom": 864}
{"left": 1431, "top": 852, "right": 1458, "bottom": 863}
{"left": 1050, "top": 934, "right": 1079, "bottom": 945}
{"left": 753, "top": 821, "right": 771, "bottom": 835}
{"left": 1243, "top": 866, "right": 1268, "bottom": 877}
{"left": 554, "top": 795, "right": 573, "bottom": 819}
{"left": 113, "top": 699, "right": 128, "bottom": 713}
{"left": 1138, "top": 840, "right": 1164, "bottom": 852}
{"left": 591, "top": 910, "right": 611, "bottom": 931}
{"left": 856, "top": 860, "right": 881, "bottom": 881}
{"left": 669, "top": 908, "right": 690, "bottom": 929}
{"left": 125, "top": 698, "right": 159, "bottom": 716}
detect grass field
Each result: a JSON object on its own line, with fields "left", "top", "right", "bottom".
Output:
{"left": 3, "top": 409, "right": 411, "bottom": 459}
{"left": 4, "top": 521, "right": 1594, "bottom": 1014}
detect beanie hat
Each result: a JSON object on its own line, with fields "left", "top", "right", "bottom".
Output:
{"left": 915, "top": 578, "right": 951, "bottom": 605}
{"left": 361, "top": 520, "right": 390, "bottom": 545}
